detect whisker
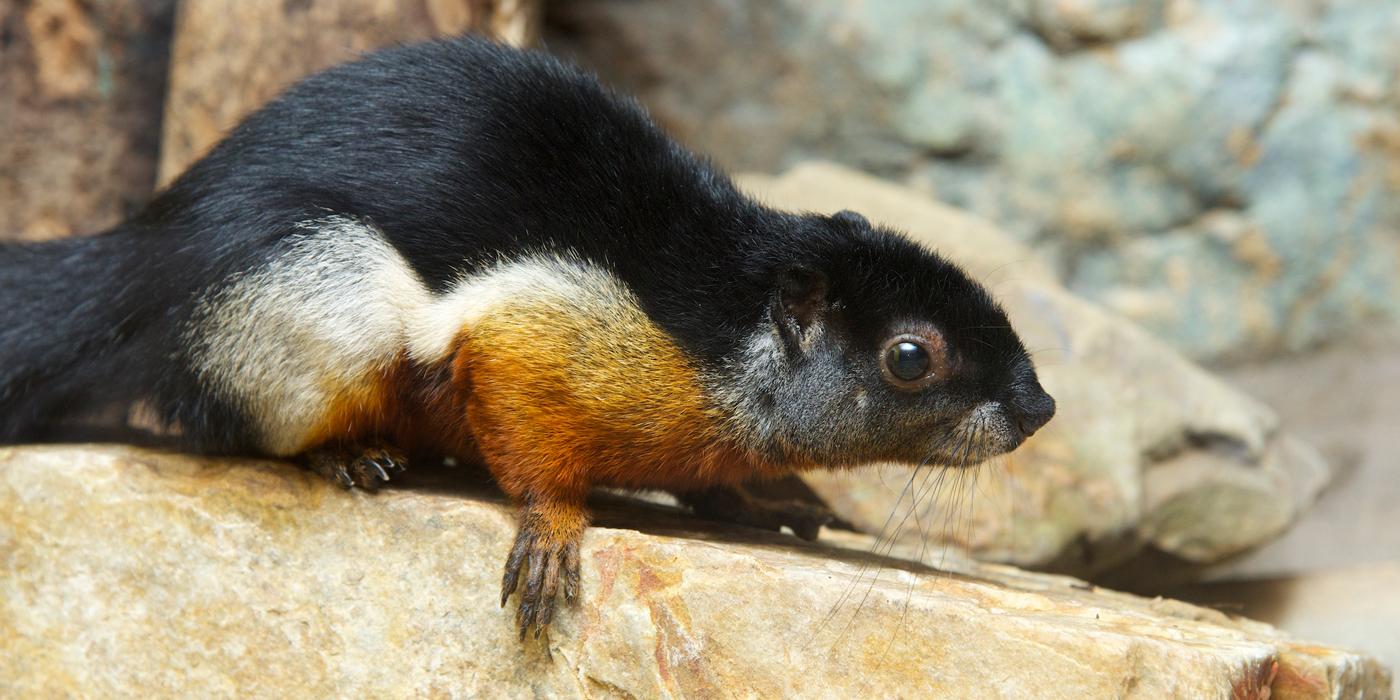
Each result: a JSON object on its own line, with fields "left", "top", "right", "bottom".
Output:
{"left": 813, "top": 437, "right": 952, "bottom": 654}
{"left": 938, "top": 428, "right": 978, "bottom": 572}
{"left": 813, "top": 466, "right": 918, "bottom": 639}
{"left": 875, "top": 443, "right": 968, "bottom": 661}
{"left": 876, "top": 475, "right": 937, "bottom": 663}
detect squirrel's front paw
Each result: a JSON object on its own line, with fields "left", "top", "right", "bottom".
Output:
{"left": 501, "top": 504, "right": 586, "bottom": 640}
{"left": 306, "top": 445, "right": 408, "bottom": 491}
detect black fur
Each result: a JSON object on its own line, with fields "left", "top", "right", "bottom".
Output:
{"left": 0, "top": 37, "right": 1050, "bottom": 454}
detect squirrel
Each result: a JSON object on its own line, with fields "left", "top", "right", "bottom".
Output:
{"left": 0, "top": 37, "right": 1055, "bottom": 638}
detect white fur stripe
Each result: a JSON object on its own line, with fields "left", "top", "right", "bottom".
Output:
{"left": 405, "top": 254, "right": 587, "bottom": 362}
{"left": 188, "top": 216, "right": 609, "bottom": 454}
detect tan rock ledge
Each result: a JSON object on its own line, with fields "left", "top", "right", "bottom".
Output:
{"left": 0, "top": 445, "right": 1390, "bottom": 699}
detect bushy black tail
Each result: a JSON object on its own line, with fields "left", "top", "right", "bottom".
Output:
{"left": 0, "top": 229, "right": 156, "bottom": 441}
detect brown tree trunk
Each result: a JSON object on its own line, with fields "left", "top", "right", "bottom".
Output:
{"left": 0, "top": 0, "right": 176, "bottom": 241}
{"left": 156, "top": 0, "right": 541, "bottom": 185}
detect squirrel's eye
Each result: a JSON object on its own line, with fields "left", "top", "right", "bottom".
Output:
{"left": 884, "top": 341, "right": 931, "bottom": 382}
{"left": 880, "top": 330, "right": 947, "bottom": 389}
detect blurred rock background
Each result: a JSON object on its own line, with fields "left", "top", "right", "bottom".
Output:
{"left": 546, "top": 0, "right": 1400, "bottom": 364}
{"left": 0, "top": 0, "right": 538, "bottom": 240}
{"left": 157, "top": 0, "right": 540, "bottom": 182}
{"left": 1, "top": 0, "right": 1396, "bottom": 680}
{"left": 0, "top": 0, "right": 174, "bottom": 241}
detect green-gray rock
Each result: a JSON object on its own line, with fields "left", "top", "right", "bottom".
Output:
{"left": 550, "top": 0, "right": 1400, "bottom": 361}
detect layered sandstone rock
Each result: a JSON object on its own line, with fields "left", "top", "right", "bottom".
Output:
{"left": 738, "top": 163, "right": 1331, "bottom": 583}
{"left": 0, "top": 445, "right": 1389, "bottom": 698}
{"left": 1175, "top": 562, "right": 1400, "bottom": 682}
{"left": 157, "top": 0, "right": 540, "bottom": 183}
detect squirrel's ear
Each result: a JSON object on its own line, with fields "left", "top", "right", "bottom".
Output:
{"left": 769, "top": 266, "right": 828, "bottom": 354}
{"left": 831, "top": 209, "right": 870, "bottom": 230}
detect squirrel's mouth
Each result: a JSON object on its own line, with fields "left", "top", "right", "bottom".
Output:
{"left": 923, "top": 401, "right": 1028, "bottom": 467}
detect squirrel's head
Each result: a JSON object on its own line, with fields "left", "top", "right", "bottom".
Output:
{"left": 721, "top": 210, "right": 1055, "bottom": 468}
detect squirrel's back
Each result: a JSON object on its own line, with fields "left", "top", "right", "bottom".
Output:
{"left": 145, "top": 37, "right": 769, "bottom": 359}
{"left": 0, "top": 37, "right": 773, "bottom": 451}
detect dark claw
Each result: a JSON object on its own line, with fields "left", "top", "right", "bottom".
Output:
{"left": 503, "top": 579, "right": 518, "bottom": 609}
{"left": 501, "top": 533, "right": 532, "bottom": 607}
{"left": 562, "top": 543, "right": 581, "bottom": 605}
{"left": 516, "top": 600, "right": 533, "bottom": 640}
{"left": 366, "top": 458, "right": 392, "bottom": 483}
{"left": 307, "top": 445, "right": 409, "bottom": 491}
{"left": 333, "top": 466, "right": 354, "bottom": 489}
{"left": 537, "top": 553, "right": 561, "bottom": 629}
{"left": 349, "top": 459, "right": 382, "bottom": 491}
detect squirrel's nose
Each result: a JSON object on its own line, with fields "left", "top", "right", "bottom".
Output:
{"left": 1012, "top": 391, "right": 1056, "bottom": 439}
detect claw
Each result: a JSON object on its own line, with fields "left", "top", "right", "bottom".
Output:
{"left": 306, "top": 445, "right": 409, "bottom": 491}
{"left": 537, "top": 553, "right": 561, "bottom": 629}
{"left": 367, "top": 459, "right": 392, "bottom": 483}
{"left": 501, "top": 534, "right": 532, "bottom": 607}
{"left": 562, "top": 543, "right": 581, "bottom": 605}
{"left": 386, "top": 455, "right": 408, "bottom": 474}
{"left": 517, "top": 602, "right": 533, "bottom": 640}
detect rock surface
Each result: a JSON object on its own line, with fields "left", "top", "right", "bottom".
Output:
{"left": 0, "top": 0, "right": 174, "bottom": 241}
{"left": 548, "top": 0, "right": 1400, "bottom": 361}
{"left": 738, "top": 163, "right": 1330, "bottom": 582}
{"left": 1206, "top": 330, "right": 1400, "bottom": 580}
{"left": 157, "top": 0, "right": 540, "bottom": 183}
{"left": 1174, "top": 562, "right": 1400, "bottom": 686}
{"left": 0, "top": 445, "right": 1390, "bottom": 699}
